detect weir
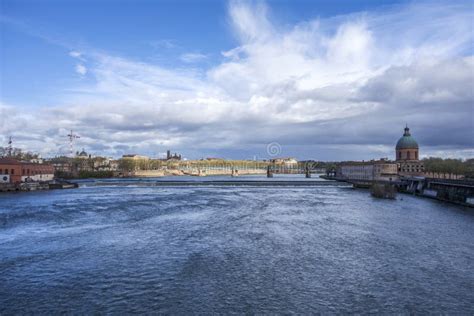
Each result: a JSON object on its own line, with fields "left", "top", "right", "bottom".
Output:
{"left": 402, "top": 178, "right": 474, "bottom": 207}
{"left": 91, "top": 180, "right": 351, "bottom": 187}
{"left": 341, "top": 177, "right": 474, "bottom": 207}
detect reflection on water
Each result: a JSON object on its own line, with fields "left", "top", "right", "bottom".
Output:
{"left": 0, "top": 176, "right": 473, "bottom": 313}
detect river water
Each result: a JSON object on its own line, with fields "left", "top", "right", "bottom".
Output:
{"left": 0, "top": 176, "right": 473, "bottom": 313}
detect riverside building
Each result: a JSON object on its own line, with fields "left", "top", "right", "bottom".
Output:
{"left": 0, "top": 158, "right": 54, "bottom": 184}
{"left": 395, "top": 125, "right": 424, "bottom": 176}
{"left": 336, "top": 125, "right": 425, "bottom": 181}
{"left": 337, "top": 159, "right": 399, "bottom": 182}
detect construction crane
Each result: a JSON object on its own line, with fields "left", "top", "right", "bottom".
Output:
{"left": 7, "top": 136, "right": 13, "bottom": 157}
{"left": 66, "top": 130, "right": 80, "bottom": 157}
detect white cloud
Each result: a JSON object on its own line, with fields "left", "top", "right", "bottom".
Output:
{"left": 69, "top": 50, "right": 82, "bottom": 58}
{"left": 75, "top": 64, "right": 87, "bottom": 75}
{"left": 69, "top": 50, "right": 86, "bottom": 61}
{"left": 227, "top": 0, "right": 273, "bottom": 43}
{"left": 180, "top": 53, "right": 208, "bottom": 63}
{"left": 5, "top": 1, "right": 474, "bottom": 159}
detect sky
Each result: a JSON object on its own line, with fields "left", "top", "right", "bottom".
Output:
{"left": 0, "top": 0, "right": 473, "bottom": 161}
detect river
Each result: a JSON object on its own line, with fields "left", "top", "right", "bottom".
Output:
{"left": 0, "top": 175, "right": 473, "bottom": 313}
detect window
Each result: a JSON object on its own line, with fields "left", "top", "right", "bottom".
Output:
{"left": 5, "top": 169, "right": 8, "bottom": 174}
{"left": 11, "top": 169, "right": 14, "bottom": 175}
{"left": 407, "top": 151, "right": 411, "bottom": 160}
{"left": 398, "top": 152, "right": 401, "bottom": 159}
{"left": 415, "top": 152, "right": 418, "bottom": 160}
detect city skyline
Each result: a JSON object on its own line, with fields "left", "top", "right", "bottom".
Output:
{"left": 1, "top": 0, "right": 473, "bottom": 160}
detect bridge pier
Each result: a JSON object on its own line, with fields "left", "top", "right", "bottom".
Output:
{"left": 267, "top": 166, "right": 273, "bottom": 178}
{"left": 231, "top": 168, "right": 239, "bottom": 177}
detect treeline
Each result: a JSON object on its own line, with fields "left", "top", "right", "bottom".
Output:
{"left": 422, "top": 158, "right": 474, "bottom": 178}
{"left": 0, "top": 147, "right": 40, "bottom": 160}
{"left": 118, "top": 158, "right": 165, "bottom": 171}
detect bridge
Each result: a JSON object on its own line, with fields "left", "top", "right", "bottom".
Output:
{"left": 266, "top": 164, "right": 326, "bottom": 177}
{"left": 176, "top": 162, "right": 326, "bottom": 178}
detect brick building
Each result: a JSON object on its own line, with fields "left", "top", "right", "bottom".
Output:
{"left": 0, "top": 158, "right": 54, "bottom": 184}
{"left": 0, "top": 158, "right": 22, "bottom": 183}
{"left": 337, "top": 159, "right": 399, "bottom": 182}
{"left": 21, "top": 163, "right": 55, "bottom": 182}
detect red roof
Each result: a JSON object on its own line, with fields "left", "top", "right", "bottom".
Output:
{"left": 0, "top": 158, "right": 21, "bottom": 165}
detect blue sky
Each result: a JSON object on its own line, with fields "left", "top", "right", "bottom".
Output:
{"left": 1, "top": 0, "right": 409, "bottom": 106}
{"left": 0, "top": 0, "right": 473, "bottom": 160}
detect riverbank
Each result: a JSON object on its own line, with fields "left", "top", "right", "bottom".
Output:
{"left": 322, "top": 175, "right": 474, "bottom": 207}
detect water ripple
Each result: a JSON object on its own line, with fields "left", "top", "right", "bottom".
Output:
{"left": 0, "top": 181, "right": 473, "bottom": 313}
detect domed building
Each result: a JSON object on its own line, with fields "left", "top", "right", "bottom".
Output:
{"left": 396, "top": 125, "right": 419, "bottom": 161}
{"left": 76, "top": 148, "right": 89, "bottom": 159}
{"left": 395, "top": 125, "right": 424, "bottom": 175}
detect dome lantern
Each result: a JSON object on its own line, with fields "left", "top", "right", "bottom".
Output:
{"left": 403, "top": 124, "right": 411, "bottom": 136}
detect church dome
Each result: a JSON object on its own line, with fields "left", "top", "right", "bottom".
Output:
{"left": 78, "top": 149, "right": 88, "bottom": 157}
{"left": 396, "top": 126, "right": 419, "bottom": 149}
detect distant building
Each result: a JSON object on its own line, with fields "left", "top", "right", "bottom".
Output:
{"left": 122, "top": 154, "right": 150, "bottom": 160}
{"left": 270, "top": 158, "right": 298, "bottom": 166}
{"left": 395, "top": 125, "right": 424, "bottom": 176}
{"left": 336, "top": 125, "right": 425, "bottom": 181}
{"left": 337, "top": 159, "right": 398, "bottom": 182}
{"left": 29, "top": 157, "right": 44, "bottom": 164}
{"left": 166, "top": 150, "right": 182, "bottom": 161}
{"left": 48, "top": 155, "right": 119, "bottom": 175}
{"left": 76, "top": 149, "right": 90, "bottom": 159}
{"left": 93, "top": 157, "right": 119, "bottom": 171}
{"left": 109, "top": 160, "right": 120, "bottom": 171}
{"left": 73, "top": 157, "right": 93, "bottom": 173}
{"left": 49, "top": 157, "right": 73, "bottom": 174}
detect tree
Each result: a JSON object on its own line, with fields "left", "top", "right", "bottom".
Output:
{"left": 118, "top": 158, "right": 136, "bottom": 171}
{"left": 0, "top": 147, "right": 40, "bottom": 160}
{"left": 423, "top": 157, "right": 470, "bottom": 176}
